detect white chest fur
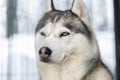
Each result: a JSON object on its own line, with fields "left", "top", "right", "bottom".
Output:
{"left": 38, "top": 54, "right": 92, "bottom": 80}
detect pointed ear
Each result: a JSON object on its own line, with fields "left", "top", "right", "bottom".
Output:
{"left": 45, "top": 0, "right": 55, "bottom": 12}
{"left": 71, "top": 0, "right": 90, "bottom": 26}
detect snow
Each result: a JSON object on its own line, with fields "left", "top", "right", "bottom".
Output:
{"left": 10, "top": 34, "right": 35, "bottom": 59}
{"left": 0, "top": 38, "right": 8, "bottom": 74}
{"left": 95, "top": 31, "right": 116, "bottom": 76}
{"left": 0, "top": 35, "right": 39, "bottom": 80}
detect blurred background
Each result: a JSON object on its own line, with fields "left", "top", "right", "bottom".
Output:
{"left": 0, "top": 0, "right": 116, "bottom": 80}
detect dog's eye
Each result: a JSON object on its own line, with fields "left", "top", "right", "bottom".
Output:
{"left": 60, "top": 32, "right": 70, "bottom": 37}
{"left": 40, "top": 32, "right": 46, "bottom": 36}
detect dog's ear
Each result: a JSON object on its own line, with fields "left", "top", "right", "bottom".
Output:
{"left": 71, "top": 0, "right": 90, "bottom": 26}
{"left": 45, "top": 0, "right": 55, "bottom": 12}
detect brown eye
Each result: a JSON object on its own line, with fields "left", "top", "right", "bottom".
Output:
{"left": 40, "top": 32, "right": 46, "bottom": 36}
{"left": 60, "top": 32, "right": 70, "bottom": 37}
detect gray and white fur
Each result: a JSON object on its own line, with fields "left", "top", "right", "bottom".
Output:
{"left": 35, "top": 0, "right": 113, "bottom": 80}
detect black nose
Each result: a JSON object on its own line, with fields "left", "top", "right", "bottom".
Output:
{"left": 39, "top": 47, "right": 52, "bottom": 57}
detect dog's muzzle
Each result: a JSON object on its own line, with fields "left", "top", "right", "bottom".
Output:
{"left": 39, "top": 47, "right": 52, "bottom": 62}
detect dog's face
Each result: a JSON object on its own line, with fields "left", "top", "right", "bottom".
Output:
{"left": 35, "top": 0, "right": 95, "bottom": 64}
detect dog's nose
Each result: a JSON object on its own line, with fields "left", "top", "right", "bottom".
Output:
{"left": 39, "top": 47, "right": 52, "bottom": 58}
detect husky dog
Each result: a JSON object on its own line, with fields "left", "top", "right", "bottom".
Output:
{"left": 35, "top": 0, "right": 112, "bottom": 80}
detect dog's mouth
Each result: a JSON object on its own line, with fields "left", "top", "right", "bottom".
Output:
{"left": 40, "top": 57, "right": 50, "bottom": 63}
{"left": 40, "top": 54, "right": 68, "bottom": 64}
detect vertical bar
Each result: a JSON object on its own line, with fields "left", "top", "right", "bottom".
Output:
{"left": 7, "top": 0, "right": 17, "bottom": 38}
{"left": 114, "top": 0, "right": 120, "bottom": 80}
{"left": 6, "top": 0, "right": 17, "bottom": 80}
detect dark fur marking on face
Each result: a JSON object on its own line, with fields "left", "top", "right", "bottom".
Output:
{"left": 35, "top": 10, "right": 61, "bottom": 33}
{"left": 35, "top": 10, "right": 92, "bottom": 39}
{"left": 64, "top": 11, "right": 91, "bottom": 38}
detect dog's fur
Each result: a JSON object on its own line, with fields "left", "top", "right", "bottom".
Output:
{"left": 35, "top": 0, "right": 113, "bottom": 80}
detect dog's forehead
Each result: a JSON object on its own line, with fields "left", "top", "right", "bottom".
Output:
{"left": 35, "top": 10, "right": 81, "bottom": 32}
{"left": 40, "top": 22, "right": 66, "bottom": 31}
{"left": 44, "top": 22, "right": 70, "bottom": 32}
{"left": 35, "top": 10, "right": 91, "bottom": 38}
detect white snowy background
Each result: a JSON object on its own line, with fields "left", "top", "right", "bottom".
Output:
{"left": 0, "top": 0, "right": 116, "bottom": 80}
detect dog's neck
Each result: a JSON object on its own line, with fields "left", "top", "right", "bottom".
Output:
{"left": 38, "top": 52, "right": 99, "bottom": 80}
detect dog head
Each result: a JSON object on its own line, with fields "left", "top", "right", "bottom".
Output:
{"left": 35, "top": 0, "right": 98, "bottom": 64}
